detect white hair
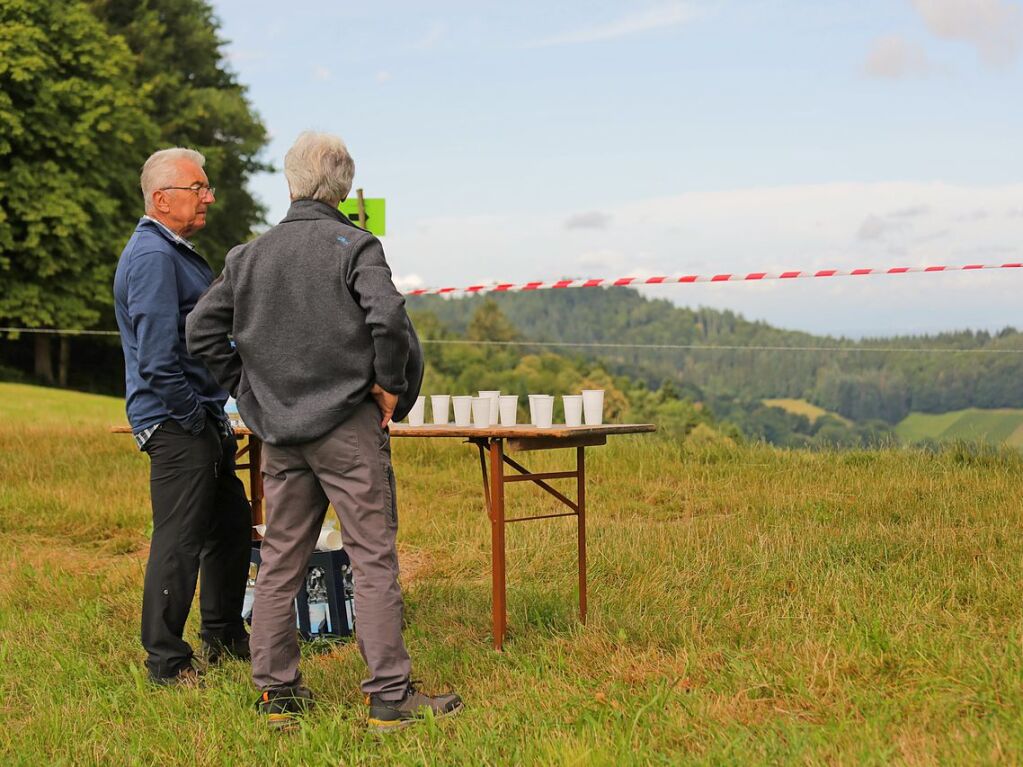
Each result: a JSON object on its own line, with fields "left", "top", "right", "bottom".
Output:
{"left": 284, "top": 131, "right": 354, "bottom": 205}
{"left": 140, "top": 148, "right": 206, "bottom": 213}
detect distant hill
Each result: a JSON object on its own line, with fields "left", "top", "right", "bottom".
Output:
{"left": 408, "top": 288, "right": 1023, "bottom": 425}
{"left": 895, "top": 408, "right": 1023, "bottom": 447}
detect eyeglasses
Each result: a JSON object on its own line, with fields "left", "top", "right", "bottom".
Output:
{"left": 160, "top": 184, "right": 216, "bottom": 197}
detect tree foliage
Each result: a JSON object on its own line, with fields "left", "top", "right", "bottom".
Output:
{"left": 409, "top": 289, "right": 1023, "bottom": 425}
{"left": 90, "top": 0, "right": 271, "bottom": 271}
{"left": 0, "top": 0, "right": 156, "bottom": 330}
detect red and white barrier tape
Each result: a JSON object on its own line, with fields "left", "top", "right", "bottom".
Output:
{"left": 405, "top": 262, "right": 1023, "bottom": 296}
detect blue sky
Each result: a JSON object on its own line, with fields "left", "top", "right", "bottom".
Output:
{"left": 211, "top": 0, "right": 1023, "bottom": 337}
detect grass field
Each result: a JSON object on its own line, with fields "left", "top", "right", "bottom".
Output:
{"left": 2, "top": 382, "right": 1023, "bottom": 765}
{"left": 762, "top": 399, "right": 851, "bottom": 426}
{"left": 895, "top": 408, "right": 1023, "bottom": 448}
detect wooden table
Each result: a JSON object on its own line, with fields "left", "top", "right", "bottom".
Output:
{"left": 116, "top": 421, "right": 655, "bottom": 650}
{"left": 388, "top": 423, "right": 655, "bottom": 650}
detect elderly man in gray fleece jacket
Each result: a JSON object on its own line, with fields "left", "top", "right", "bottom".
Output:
{"left": 186, "top": 131, "right": 461, "bottom": 732}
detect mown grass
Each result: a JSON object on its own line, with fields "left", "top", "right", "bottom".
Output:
{"left": 2, "top": 383, "right": 1022, "bottom": 765}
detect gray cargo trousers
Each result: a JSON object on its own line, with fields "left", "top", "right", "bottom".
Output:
{"left": 251, "top": 399, "right": 411, "bottom": 698}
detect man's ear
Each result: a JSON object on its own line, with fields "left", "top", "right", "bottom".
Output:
{"left": 151, "top": 190, "right": 170, "bottom": 213}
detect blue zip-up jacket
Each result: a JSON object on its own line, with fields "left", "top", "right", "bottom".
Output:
{"left": 113, "top": 217, "right": 228, "bottom": 437}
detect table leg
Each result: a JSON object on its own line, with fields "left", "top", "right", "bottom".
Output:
{"left": 489, "top": 438, "right": 507, "bottom": 650}
{"left": 577, "top": 446, "right": 587, "bottom": 624}
{"left": 475, "top": 439, "right": 491, "bottom": 516}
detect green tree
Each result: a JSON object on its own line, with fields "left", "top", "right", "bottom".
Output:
{"left": 467, "top": 298, "right": 520, "bottom": 343}
{"left": 90, "top": 0, "right": 271, "bottom": 271}
{"left": 0, "top": 0, "right": 157, "bottom": 382}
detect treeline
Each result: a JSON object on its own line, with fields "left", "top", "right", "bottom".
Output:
{"left": 408, "top": 289, "right": 1023, "bottom": 425}
{"left": 0, "top": 0, "right": 268, "bottom": 384}
{"left": 409, "top": 301, "right": 894, "bottom": 449}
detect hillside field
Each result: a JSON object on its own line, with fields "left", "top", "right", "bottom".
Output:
{"left": 895, "top": 408, "right": 1023, "bottom": 447}
{"left": 2, "top": 383, "right": 1023, "bottom": 764}
{"left": 762, "top": 398, "right": 851, "bottom": 425}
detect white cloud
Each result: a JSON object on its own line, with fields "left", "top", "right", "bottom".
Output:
{"left": 529, "top": 2, "right": 695, "bottom": 47}
{"left": 386, "top": 182, "right": 1023, "bottom": 336}
{"left": 910, "top": 0, "right": 1023, "bottom": 67}
{"left": 565, "top": 211, "right": 613, "bottom": 230}
{"left": 391, "top": 273, "right": 425, "bottom": 292}
{"left": 864, "top": 35, "right": 933, "bottom": 77}
{"left": 413, "top": 21, "right": 447, "bottom": 51}
{"left": 575, "top": 249, "right": 625, "bottom": 274}
{"left": 857, "top": 214, "right": 905, "bottom": 241}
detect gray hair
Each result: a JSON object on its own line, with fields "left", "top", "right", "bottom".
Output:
{"left": 140, "top": 147, "right": 206, "bottom": 213}
{"left": 284, "top": 131, "right": 355, "bottom": 205}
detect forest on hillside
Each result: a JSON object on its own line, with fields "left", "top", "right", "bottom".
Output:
{"left": 4, "top": 286, "right": 1018, "bottom": 449}
{"left": 408, "top": 288, "right": 1023, "bottom": 425}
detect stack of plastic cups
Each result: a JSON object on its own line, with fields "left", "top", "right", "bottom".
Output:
{"left": 479, "top": 390, "right": 500, "bottom": 425}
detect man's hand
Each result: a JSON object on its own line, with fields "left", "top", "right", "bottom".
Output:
{"left": 370, "top": 383, "right": 398, "bottom": 428}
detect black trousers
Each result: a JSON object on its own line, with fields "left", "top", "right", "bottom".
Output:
{"left": 141, "top": 417, "right": 252, "bottom": 679}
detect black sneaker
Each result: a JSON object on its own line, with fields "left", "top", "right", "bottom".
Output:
{"left": 256, "top": 686, "right": 315, "bottom": 731}
{"left": 201, "top": 633, "right": 250, "bottom": 665}
{"left": 367, "top": 681, "right": 463, "bottom": 732}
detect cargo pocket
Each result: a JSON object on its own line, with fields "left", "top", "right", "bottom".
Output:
{"left": 379, "top": 428, "right": 398, "bottom": 527}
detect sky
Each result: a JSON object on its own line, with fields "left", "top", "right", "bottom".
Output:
{"left": 210, "top": 0, "right": 1023, "bottom": 338}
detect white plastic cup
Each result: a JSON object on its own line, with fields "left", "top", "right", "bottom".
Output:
{"left": 407, "top": 395, "right": 426, "bottom": 426}
{"left": 532, "top": 395, "right": 554, "bottom": 428}
{"left": 499, "top": 395, "right": 518, "bottom": 426}
{"left": 582, "top": 389, "right": 604, "bottom": 425}
{"left": 471, "top": 396, "right": 491, "bottom": 428}
{"left": 315, "top": 528, "right": 343, "bottom": 551}
{"left": 528, "top": 394, "right": 540, "bottom": 425}
{"left": 563, "top": 395, "right": 583, "bottom": 427}
{"left": 478, "top": 390, "right": 500, "bottom": 425}
{"left": 452, "top": 396, "right": 473, "bottom": 427}
{"left": 430, "top": 394, "right": 450, "bottom": 425}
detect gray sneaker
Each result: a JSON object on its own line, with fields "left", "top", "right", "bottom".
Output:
{"left": 256, "top": 685, "right": 315, "bottom": 732}
{"left": 367, "top": 681, "right": 463, "bottom": 732}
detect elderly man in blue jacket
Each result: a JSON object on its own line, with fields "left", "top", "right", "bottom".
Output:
{"left": 113, "top": 147, "right": 252, "bottom": 685}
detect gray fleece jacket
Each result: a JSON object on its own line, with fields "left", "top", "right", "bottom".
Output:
{"left": 185, "top": 199, "right": 422, "bottom": 446}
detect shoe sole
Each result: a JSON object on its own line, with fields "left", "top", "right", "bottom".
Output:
{"left": 368, "top": 702, "right": 464, "bottom": 733}
{"left": 266, "top": 713, "right": 302, "bottom": 732}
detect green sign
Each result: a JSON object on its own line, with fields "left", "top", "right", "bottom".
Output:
{"left": 338, "top": 197, "right": 386, "bottom": 236}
